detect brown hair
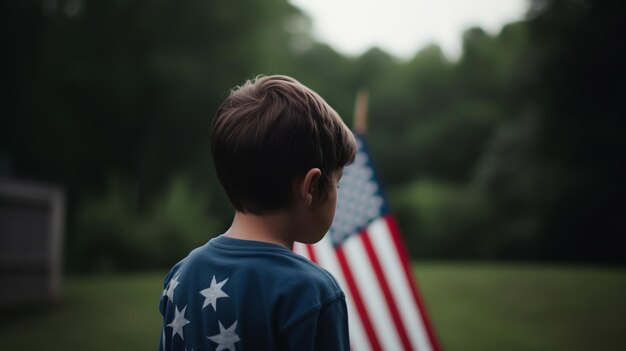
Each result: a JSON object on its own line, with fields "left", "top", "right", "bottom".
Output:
{"left": 211, "top": 75, "right": 356, "bottom": 214}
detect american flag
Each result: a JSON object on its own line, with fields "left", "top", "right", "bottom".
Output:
{"left": 293, "top": 133, "right": 440, "bottom": 351}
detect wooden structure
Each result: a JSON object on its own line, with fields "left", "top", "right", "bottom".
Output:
{"left": 0, "top": 177, "right": 65, "bottom": 307}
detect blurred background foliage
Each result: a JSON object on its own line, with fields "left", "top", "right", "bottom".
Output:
{"left": 2, "top": 0, "right": 624, "bottom": 273}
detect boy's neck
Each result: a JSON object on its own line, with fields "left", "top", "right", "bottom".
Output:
{"left": 225, "top": 211, "right": 294, "bottom": 249}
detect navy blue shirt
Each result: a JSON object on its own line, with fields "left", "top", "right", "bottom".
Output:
{"left": 159, "top": 235, "right": 350, "bottom": 351}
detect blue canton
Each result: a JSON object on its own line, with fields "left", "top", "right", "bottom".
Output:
{"left": 329, "top": 134, "right": 388, "bottom": 247}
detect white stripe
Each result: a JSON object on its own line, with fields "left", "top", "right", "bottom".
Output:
{"left": 313, "top": 236, "right": 371, "bottom": 351}
{"left": 368, "top": 218, "right": 432, "bottom": 351}
{"left": 343, "top": 234, "right": 404, "bottom": 351}
{"left": 292, "top": 242, "right": 309, "bottom": 259}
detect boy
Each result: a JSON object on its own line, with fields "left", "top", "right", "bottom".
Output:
{"left": 159, "top": 75, "right": 356, "bottom": 350}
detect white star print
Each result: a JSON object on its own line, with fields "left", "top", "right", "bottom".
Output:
{"left": 208, "top": 321, "right": 240, "bottom": 351}
{"left": 167, "top": 305, "right": 190, "bottom": 340}
{"left": 164, "top": 274, "right": 180, "bottom": 302}
{"left": 199, "top": 275, "right": 229, "bottom": 311}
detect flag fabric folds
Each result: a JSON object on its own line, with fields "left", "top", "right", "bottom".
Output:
{"left": 293, "top": 134, "right": 440, "bottom": 351}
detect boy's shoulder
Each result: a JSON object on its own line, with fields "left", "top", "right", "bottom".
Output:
{"left": 159, "top": 235, "right": 350, "bottom": 350}
{"left": 164, "top": 235, "right": 342, "bottom": 298}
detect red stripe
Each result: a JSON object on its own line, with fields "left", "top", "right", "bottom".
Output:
{"left": 385, "top": 215, "right": 441, "bottom": 351}
{"left": 336, "top": 244, "right": 382, "bottom": 351}
{"left": 305, "top": 244, "right": 318, "bottom": 263}
{"left": 361, "top": 229, "right": 414, "bottom": 350}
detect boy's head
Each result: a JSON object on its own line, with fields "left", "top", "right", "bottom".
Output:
{"left": 211, "top": 75, "right": 356, "bottom": 216}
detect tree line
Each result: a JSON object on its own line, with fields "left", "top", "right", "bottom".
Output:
{"left": 2, "top": 0, "right": 624, "bottom": 271}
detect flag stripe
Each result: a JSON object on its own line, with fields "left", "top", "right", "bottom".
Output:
{"left": 361, "top": 228, "right": 414, "bottom": 350}
{"left": 343, "top": 236, "right": 404, "bottom": 350}
{"left": 311, "top": 237, "right": 371, "bottom": 351}
{"left": 336, "top": 245, "right": 382, "bottom": 351}
{"left": 385, "top": 216, "right": 441, "bottom": 351}
{"left": 369, "top": 217, "right": 430, "bottom": 350}
{"left": 305, "top": 244, "right": 318, "bottom": 263}
{"left": 292, "top": 242, "right": 307, "bottom": 258}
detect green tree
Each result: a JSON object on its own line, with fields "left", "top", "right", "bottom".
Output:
{"left": 476, "top": 0, "right": 626, "bottom": 262}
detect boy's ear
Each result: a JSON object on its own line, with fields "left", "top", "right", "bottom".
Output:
{"left": 299, "top": 168, "right": 322, "bottom": 207}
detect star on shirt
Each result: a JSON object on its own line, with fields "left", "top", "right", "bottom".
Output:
{"left": 167, "top": 305, "right": 190, "bottom": 340}
{"left": 199, "top": 275, "right": 229, "bottom": 311}
{"left": 164, "top": 274, "right": 180, "bottom": 302}
{"left": 208, "top": 321, "right": 240, "bottom": 351}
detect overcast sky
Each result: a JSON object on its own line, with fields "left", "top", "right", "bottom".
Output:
{"left": 289, "top": 0, "right": 528, "bottom": 60}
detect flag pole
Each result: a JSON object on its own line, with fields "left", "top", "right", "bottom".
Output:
{"left": 353, "top": 89, "right": 369, "bottom": 134}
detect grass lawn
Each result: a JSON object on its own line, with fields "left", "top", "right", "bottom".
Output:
{"left": 1, "top": 264, "right": 624, "bottom": 350}
{"left": 0, "top": 273, "right": 165, "bottom": 350}
{"left": 414, "top": 263, "right": 626, "bottom": 351}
